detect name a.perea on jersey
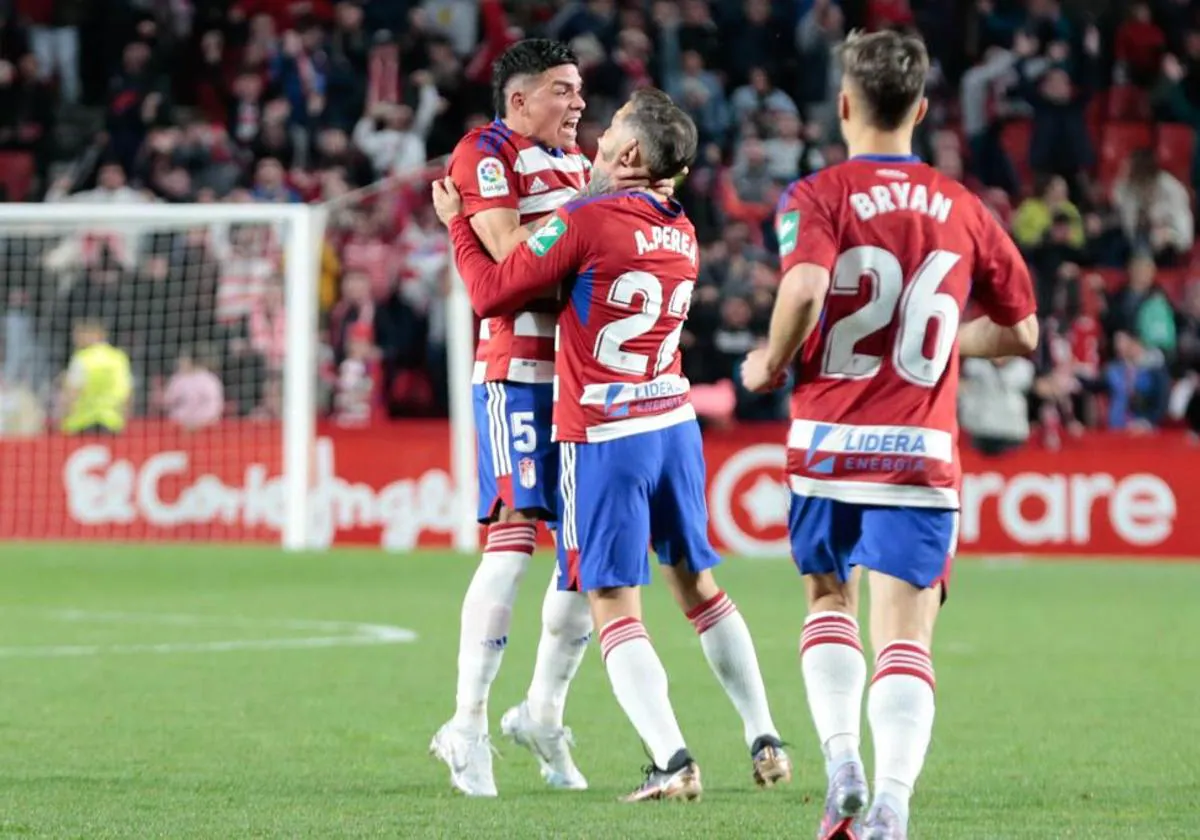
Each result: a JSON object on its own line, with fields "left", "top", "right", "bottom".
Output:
{"left": 634, "top": 226, "right": 698, "bottom": 266}
{"left": 849, "top": 183, "right": 952, "bottom": 224}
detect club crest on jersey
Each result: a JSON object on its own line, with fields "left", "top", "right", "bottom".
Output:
{"left": 777, "top": 210, "right": 799, "bottom": 256}
{"left": 477, "top": 157, "right": 509, "bottom": 198}
{"left": 529, "top": 217, "right": 567, "bottom": 257}
{"left": 518, "top": 457, "right": 537, "bottom": 489}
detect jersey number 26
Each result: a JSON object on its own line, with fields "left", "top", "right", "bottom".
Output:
{"left": 822, "top": 245, "right": 962, "bottom": 388}
{"left": 594, "top": 271, "right": 695, "bottom": 376}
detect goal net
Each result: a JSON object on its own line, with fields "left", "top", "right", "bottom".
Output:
{"left": 0, "top": 203, "right": 317, "bottom": 548}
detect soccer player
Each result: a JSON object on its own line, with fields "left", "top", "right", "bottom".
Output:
{"left": 434, "top": 87, "right": 791, "bottom": 802}
{"left": 741, "top": 31, "right": 1038, "bottom": 840}
{"left": 433, "top": 39, "right": 658, "bottom": 797}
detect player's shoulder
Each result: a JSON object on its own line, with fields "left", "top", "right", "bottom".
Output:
{"left": 560, "top": 190, "right": 688, "bottom": 223}
{"left": 450, "top": 121, "right": 523, "bottom": 167}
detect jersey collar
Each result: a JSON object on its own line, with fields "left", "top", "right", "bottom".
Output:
{"left": 629, "top": 191, "right": 683, "bottom": 218}
{"left": 491, "top": 116, "right": 565, "bottom": 157}
{"left": 850, "top": 153, "right": 921, "bottom": 164}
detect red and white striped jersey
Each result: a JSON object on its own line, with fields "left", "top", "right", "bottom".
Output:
{"left": 777, "top": 155, "right": 1037, "bottom": 509}
{"left": 448, "top": 119, "right": 591, "bottom": 385}
{"left": 448, "top": 191, "right": 700, "bottom": 443}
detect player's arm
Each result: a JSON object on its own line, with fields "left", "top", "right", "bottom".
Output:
{"left": 762, "top": 264, "right": 829, "bottom": 375}
{"left": 449, "top": 148, "right": 535, "bottom": 260}
{"left": 743, "top": 183, "right": 837, "bottom": 391}
{"left": 960, "top": 208, "right": 1040, "bottom": 358}
{"left": 469, "top": 208, "right": 546, "bottom": 260}
{"left": 439, "top": 183, "right": 586, "bottom": 316}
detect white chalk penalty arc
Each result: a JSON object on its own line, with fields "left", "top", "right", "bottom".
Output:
{"left": 0, "top": 609, "right": 418, "bottom": 658}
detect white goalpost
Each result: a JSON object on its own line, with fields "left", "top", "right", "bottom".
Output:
{"left": 0, "top": 202, "right": 318, "bottom": 549}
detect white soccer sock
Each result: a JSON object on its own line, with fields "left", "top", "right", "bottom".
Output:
{"left": 800, "top": 611, "right": 868, "bottom": 774}
{"left": 451, "top": 522, "right": 536, "bottom": 733}
{"left": 599, "top": 617, "right": 687, "bottom": 770}
{"left": 867, "top": 641, "right": 936, "bottom": 827}
{"left": 688, "top": 590, "right": 779, "bottom": 748}
{"left": 525, "top": 565, "right": 593, "bottom": 729}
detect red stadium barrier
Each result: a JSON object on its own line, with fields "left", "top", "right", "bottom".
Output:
{"left": 1, "top": 421, "right": 1195, "bottom": 558}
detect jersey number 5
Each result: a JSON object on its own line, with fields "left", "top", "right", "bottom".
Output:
{"left": 822, "top": 245, "right": 961, "bottom": 388}
{"left": 594, "top": 271, "right": 695, "bottom": 376}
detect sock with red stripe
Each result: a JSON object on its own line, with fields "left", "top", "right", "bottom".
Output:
{"left": 452, "top": 522, "right": 536, "bottom": 734}
{"left": 867, "top": 640, "right": 936, "bottom": 829}
{"left": 598, "top": 616, "right": 687, "bottom": 770}
{"left": 687, "top": 590, "right": 779, "bottom": 749}
{"left": 800, "top": 611, "right": 867, "bottom": 777}
{"left": 525, "top": 565, "right": 593, "bottom": 728}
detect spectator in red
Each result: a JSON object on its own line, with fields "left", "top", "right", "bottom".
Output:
{"left": 328, "top": 269, "right": 375, "bottom": 364}
{"left": 234, "top": 0, "right": 333, "bottom": 32}
{"left": 1115, "top": 1, "right": 1165, "bottom": 87}
{"left": 867, "top": 0, "right": 915, "bottom": 33}
{"left": 163, "top": 347, "right": 225, "bottom": 431}
{"left": 331, "top": 321, "right": 383, "bottom": 427}
{"left": 337, "top": 207, "right": 396, "bottom": 300}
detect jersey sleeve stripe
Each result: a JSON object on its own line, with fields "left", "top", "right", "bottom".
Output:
{"left": 519, "top": 188, "right": 579, "bottom": 216}
{"left": 514, "top": 146, "right": 589, "bottom": 174}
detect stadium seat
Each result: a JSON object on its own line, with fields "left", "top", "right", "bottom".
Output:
{"left": 1106, "top": 84, "right": 1153, "bottom": 122}
{"left": 0, "top": 151, "right": 34, "bottom": 202}
{"left": 1086, "top": 91, "right": 1107, "bottom": 140}
{"left": 1155, "top": 267, "right": 1187, "bottom": 304}
{"left": 1155, "top": 123, "right": 1195, "bottom": 186}
{"left": 1098, "top": 122, "right": 1154, "bottom": 193}
{"left": 1094, "top": 267, "right": 1127, "bottom": 294}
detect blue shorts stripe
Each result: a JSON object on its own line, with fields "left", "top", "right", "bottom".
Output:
{"left": 472, "top": 382, "right": 557, "bottom": 522}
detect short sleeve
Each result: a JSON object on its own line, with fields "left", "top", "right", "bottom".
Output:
{"left": 448, "top": 139, "right": 520, "bottom": 219}
{"left": 971, "top": 208, "right": 1038, "bottom": 327}
{"left": 777, "top": 178, "right": 839, "bottom": 274}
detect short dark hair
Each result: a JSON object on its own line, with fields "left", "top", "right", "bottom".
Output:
{"left": 839, "top": 30, "right": 929, "bottom": 131}
{"left": 621, "top": 88, "right": 698, "bottom": 182}
{"left": 491, "top": 39, "right": 578, "bottom": 117}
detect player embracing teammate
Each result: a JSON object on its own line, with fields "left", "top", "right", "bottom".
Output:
{"left": 435, "top": 86, "right": 791, "bottom": 801}
{"left": 743, "top": 30, "right": 1038, "bottom": 840}
{"left": 432, "top": 40, "right": 788, "bottom": 800}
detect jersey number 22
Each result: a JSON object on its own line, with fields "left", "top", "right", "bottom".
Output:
{"left": 594, "top": 271, "right": 695, "bottom": 376}
{"left": 822, "top": 245, "right": 961, "bottom": 388}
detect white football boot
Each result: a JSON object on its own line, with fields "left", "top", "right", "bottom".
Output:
{"left": 499, "top": 702, "right": 588, "bottom": 790}
{"left": 429, "top": 722, "right": 498, "bottom": 797}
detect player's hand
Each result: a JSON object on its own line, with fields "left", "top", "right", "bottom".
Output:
{"left": 431, "top": 177, "right": 462, "bottom": 226}
{"left": 740, "top": 347, "right": 786, "bottom": 394}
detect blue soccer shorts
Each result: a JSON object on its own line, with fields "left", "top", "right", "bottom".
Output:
{"left": 472, "top": 381, "right": 557, "bottom": 524}
{"left": 788, "top": 495, "right": 959, "bottom": 595}
{"left": 555, "top": 420, "right": 721, "bottom": 592}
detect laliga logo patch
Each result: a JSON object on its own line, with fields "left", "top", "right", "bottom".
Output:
{"left": 518, "top": 457, "right": 537, "bottom": 489}
{"left": 477, "top": 157, "right": 509, "bottom": 198}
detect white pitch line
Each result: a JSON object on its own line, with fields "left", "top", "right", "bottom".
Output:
{"left": 0, "top": 609, "right": 417, "bottom": 658}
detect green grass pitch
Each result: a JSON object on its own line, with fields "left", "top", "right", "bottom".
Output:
{"left": 1, "top": 545, "right": 1198, "bottom": 839}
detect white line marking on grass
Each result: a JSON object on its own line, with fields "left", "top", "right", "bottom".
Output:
{"left": 0, "top": 609, "right": 417, "bottom": 658}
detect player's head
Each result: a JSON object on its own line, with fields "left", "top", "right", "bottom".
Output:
{"left": 72, "top": 319, "right": 107, "bottom": 349}
{"left": 597, "top": 88, "right": 698, "bottom": 182}
{"left": 492, "top": 39, "right": 584, "bottom": 148}
{"left": 837, "top": 29, "right": 929, "bottom": 139}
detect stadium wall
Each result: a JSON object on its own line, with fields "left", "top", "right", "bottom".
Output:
{"left": 1, "top": 422, "right": 1191, "bottom": 558}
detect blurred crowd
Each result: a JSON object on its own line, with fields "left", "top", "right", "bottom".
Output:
{"left": 0, "top": 0, "right": 1198, "bottom": 447}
